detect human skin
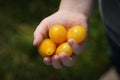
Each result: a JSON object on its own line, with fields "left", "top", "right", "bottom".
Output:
{"left": 33, "top": 0, "right": 95, "bottom": 69}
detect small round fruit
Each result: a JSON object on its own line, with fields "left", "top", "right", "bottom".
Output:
{"left": 67, "top": 26, "right": 86, "bottom": 43}
{"left": 56, "top": 42, "right": 73, "bottom": 56}
{"left": 38, "top": 39, "right": 56, "bottom": 57}
{"left": 49, "top": 24, "right": 67, "bottom": 44}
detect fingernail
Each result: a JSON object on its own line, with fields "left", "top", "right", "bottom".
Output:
{"left": 68, "top": 39, "right": 74, "bottom": 45}
{"left": 33, "top": 39, "right": 40, "bottom": 46}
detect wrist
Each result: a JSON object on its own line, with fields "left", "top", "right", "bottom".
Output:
{"left": 59, "top": 0, "right": 95, "bottom": 18}
{"left": 59, "top": 1, "right": 82, "bottom": 14}
{"left": 57, "top": 9, "right": 89, "bottom": 22}
{"left": 56, "top": 9, "right": 88, "bottom": 29}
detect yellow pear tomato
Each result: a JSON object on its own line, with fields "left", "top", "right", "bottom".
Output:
{"left": 67, "top": 26, "right": 87, "bottom": 43}
{"left": 49, "top": 24, "right": 67, "bottom": 44}
{"left": 56, "top": 42, "right": 73, "bottom": 56}
{"left": 38, "top": 39, "right": 56, "bottom": 57}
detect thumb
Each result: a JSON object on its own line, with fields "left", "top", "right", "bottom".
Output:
{"left": 68, "top": 39, "right": 86, "bottom": 55}
{"left": 33, "top": 21, "right": 49, "bottom": 46}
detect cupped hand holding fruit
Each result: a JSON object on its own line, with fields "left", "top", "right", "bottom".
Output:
{"left": 33, "top": 11, "right": 88, "bottom": 69}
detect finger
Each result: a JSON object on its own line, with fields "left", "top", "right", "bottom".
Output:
{"left": 43, "top": 57, "right": 51, "bottom": 65}
{"left": 68, "top": 39, "right": 86, "bottom": 55}
{"left": 51, "top": 55, "right": 62, "bottom": 69}
{"left": 59, "top": 52, "right": 76, "bottom": 67}
{"left": 33, "top": 21, "right": 49, "bottom": 46}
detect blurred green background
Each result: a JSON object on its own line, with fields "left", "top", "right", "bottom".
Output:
{"left": 0, "top": 0, "right": 111, "bottom": 80}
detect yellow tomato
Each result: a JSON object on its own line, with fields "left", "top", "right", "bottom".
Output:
{"left": 56, "top": 42, "right": 73, "bottom": 56}
{"left": 49, "top": 25, "right": 67, "bottom": 44}
{"left": 38, "top": 39, "right": 56, "bottom": 57}
{"left": 67, "top": 26, "right": 86, "bottom": 43}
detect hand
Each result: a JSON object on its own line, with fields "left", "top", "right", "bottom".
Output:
{"left": 33, "top": 10, "right": 88, "bottom": 69}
